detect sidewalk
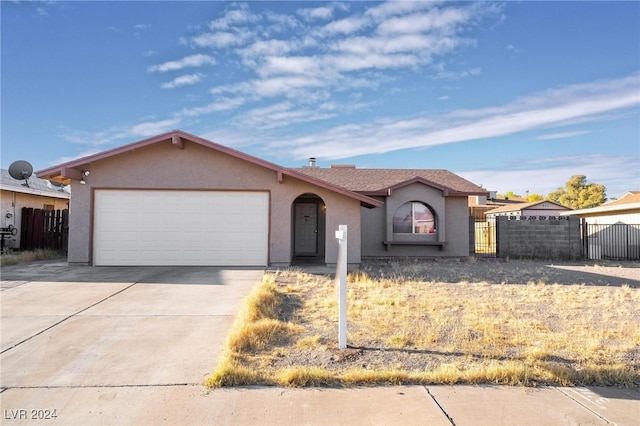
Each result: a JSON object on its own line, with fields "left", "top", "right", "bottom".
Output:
{"left": 2, "top": 384, "right": 638, "bottom": 425}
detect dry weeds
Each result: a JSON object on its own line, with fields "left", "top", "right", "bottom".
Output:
{"left": 206, "top": 259, "right": 640, "bottom": 388}
{"left": 0, "top": 249, "right": 62, "bottom": 266}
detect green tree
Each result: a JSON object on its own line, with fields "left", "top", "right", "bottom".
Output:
{"left": 526, "top": 193, "right": 544, "bottom": 202}
{"left": 546, "top": 175, "right": 606, "bottom": 209}
{"left": 498, "top": 191, "right": 522, "bottom": 199}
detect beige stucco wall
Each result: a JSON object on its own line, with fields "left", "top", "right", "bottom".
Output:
{"left": 66, "top": 140, "right": 362, "bottom": 265}
{"left": 1, "top": 189, "right": 69, "bottom": 250}
{"left": 360, "top": 182, "right": 469, "bottom": 257}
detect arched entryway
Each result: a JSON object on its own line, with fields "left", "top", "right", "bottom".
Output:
{"left": 292, "top": 193, "right": 326, "bottom": 265}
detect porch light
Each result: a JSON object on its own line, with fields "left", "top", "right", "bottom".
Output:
{"left": 80, "top": 170, "right": 90, "bottom": 185}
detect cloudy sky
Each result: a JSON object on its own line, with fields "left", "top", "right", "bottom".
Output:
{"left": 2, "top": 1, "right": 639, "bottom": 198}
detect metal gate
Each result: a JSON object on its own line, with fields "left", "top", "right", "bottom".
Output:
{"left": 583, "top": 223, "right": 640, "bottom": 260}
{"left": 474, "top": 219, "right": 496, "bottom": 258}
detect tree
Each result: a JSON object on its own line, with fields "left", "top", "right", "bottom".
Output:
{"left": 526, "top": 193, "right": 544, "bottom": 202}
{"left": 546, "top": 175, "right": 606, "bottom": 209}
{"left": 498, "top": 191, "right": 522, "bottom": 200}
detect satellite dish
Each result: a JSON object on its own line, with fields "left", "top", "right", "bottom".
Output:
{"left": 8, "top": 160, "right": 33, "bottom": 187}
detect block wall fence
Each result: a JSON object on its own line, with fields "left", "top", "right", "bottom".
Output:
{"left": 495, "top": 216, "right": 582, "bottom": 260}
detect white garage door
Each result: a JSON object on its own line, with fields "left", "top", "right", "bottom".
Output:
{"left": 94, "top": 190, "right": 269, "bottom": 266}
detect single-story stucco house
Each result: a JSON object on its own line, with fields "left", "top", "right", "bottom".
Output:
{"left": 485, "top": 200, "right": 572, "bottom": 219}
{"left": 1, "top": 168, "right": 70, "bottom": 250}
{"left": 36, "top": 130, "right": 487, "bottom": 267}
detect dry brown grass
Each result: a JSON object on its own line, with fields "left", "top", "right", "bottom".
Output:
{"left": 0, "top": 249, "right": 62, "bottom": 266}
{"left": 205, "top": 260, "right": 640, "bottom": 388}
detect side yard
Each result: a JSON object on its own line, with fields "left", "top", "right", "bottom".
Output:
{"left": 207, "top": 259, "right": 640, "bottom": 388}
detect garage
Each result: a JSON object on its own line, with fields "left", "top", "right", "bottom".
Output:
{"left": 93, "top": 189, "right": 269, "bottom": 266}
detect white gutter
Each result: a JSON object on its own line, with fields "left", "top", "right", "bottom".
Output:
{"left": 0, "top": 184, "right": 70, "bottom": 200}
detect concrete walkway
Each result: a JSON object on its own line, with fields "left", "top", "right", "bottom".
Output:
{"left": 1, "top": 261, "right": 638, "bottom": 425}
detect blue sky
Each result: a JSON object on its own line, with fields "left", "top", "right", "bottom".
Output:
{"left": 2, "top": 1, "right": 639, "bottom": 199}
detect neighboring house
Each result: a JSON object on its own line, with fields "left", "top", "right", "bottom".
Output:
{"left": 36, "top": 130, "right": 487, "bottom": 267}
{"left": 485, "top": 200, "right": 572, "bottom": 219}
{"left": 468, "top": 192, "right": 528, "bottom": 221}
{"left": 560, "top": 191, "right": 640, "bottom": 224}
{"left": 1, "top": 168, "right": 70, "bottom": 250}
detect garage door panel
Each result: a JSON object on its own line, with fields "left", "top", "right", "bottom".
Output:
{"left": 94, "top": 190, "right": 269, "bottom": 266}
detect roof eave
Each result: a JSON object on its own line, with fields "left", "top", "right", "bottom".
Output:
{"left": 0, "top": 184, "right": 70, "bottom": 199}
{"left": 282, "top": 168, "right": 382, "bottom": 208}
{"left": 385, "top": 177, "right": 487, "bottom": 197}
{"left": 35, "top": 130, "right": 382, "bottom": 208}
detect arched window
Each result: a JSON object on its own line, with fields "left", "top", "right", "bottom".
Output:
{"left": 393, "top": 202, "right": 436, "bottom": 234}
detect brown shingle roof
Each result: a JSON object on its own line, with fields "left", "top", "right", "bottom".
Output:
{"left": 603, "top": 191, "right": 640, "bottom": 206}
{"left": 292, "top": 167, "right": 487, "bottom": 195}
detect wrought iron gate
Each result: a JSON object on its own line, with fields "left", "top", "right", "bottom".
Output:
{"left": 583, "top": 223, "right": 640, "bottom": 261}
{"left": 474, "top": 219, "right": 496, "bottom": 258}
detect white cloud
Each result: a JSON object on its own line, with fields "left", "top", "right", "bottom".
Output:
{"left": 207, "top": 3, "right": 258, "bottom": 30}
{"left": 322, "top": 16, "right": 367, "bottom": 35}
{"left": 59, "top": 127, "right": 123, "bottom": 146}
{"left": 178, "top": 97, "right": 246, "bottom": 117}
{"left": 251, "top": 75, "right": 326, "bottom": 97}
{"left": 271, "top": 73, "right": 640, "bottom": 160}
{"left": 298, "top": 6, "right": 334, "bottom": 21}
{"left": 147, "top": 54, "right": 215, "bottom": 73}
{"left": 156, "top": 1, "right": 503, "bottom": 112}
{"left": 377, "top": 8, "right": 472, "bottom": 36}
{"left": 128, "top": 118, "right": 180, "bottom": 137}
{"left": 238, "top": 102, "right": 336, "bottom": 130}
{"left": 536, "top": 130, "right": 590, "bottom": 140}
{"left": 506, "top": 43, "right": 523, "bottom": 54}
{"left": 52, "top": 149, "right": 103, "bottom": 166}
{"left": 331, "top": 33, "right": 466, "bottom": 68}
{"left": 365, "top": 1, "right": 441, "bottom": 20}
{"left": 161, "top": 73, "right": 204, "bottom": 89}
{"left": 263, "top": 10, "right": 302, "bottom": 34}
{"left": 191, "top": 31, "right": 249, "bottom": 48}
{"left": 434, "top": 66, "right": 481, "bottom": 80}
{"left": 259, "top": 55, "right": 321, "bottom": 77}
{"left": 239, "top": 39, "right": 295, "bottom": 59}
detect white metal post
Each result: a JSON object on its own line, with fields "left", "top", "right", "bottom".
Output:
{"left": 335, "top": 225, "right": 348, "bottom": 349}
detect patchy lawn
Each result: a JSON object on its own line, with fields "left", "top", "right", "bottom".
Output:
{"left": 206, "top": 259, "right": 640, "bottom": 388}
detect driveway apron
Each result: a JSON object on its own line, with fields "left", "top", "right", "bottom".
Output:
{"left": 0, "top": 263, "right": 262, "bottom": 389}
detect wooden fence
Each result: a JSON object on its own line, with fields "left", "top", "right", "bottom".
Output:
{"left": 20, "top": 208, "right": 69, "bottom": 253}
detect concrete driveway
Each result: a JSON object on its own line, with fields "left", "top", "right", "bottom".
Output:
{"left": 1, "top": 261, "right": 263, "bottom": 420}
